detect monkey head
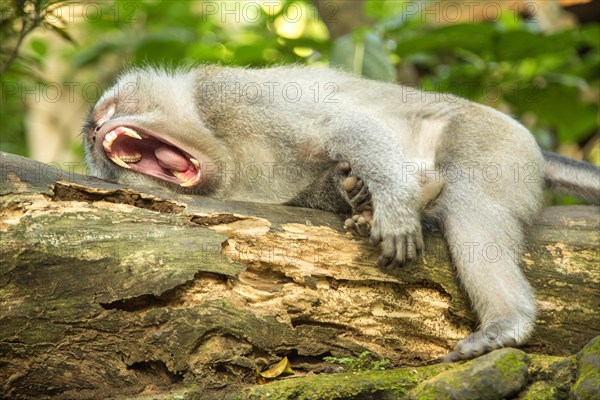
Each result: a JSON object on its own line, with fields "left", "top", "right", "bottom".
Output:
{"left": 82, "top": 68, "right": 225, "bottom": 194}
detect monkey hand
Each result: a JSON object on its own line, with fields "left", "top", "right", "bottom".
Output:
{"left": 369, "top": 204, "right": 423, "bottom": 271}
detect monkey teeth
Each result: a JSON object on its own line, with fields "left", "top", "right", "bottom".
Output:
{"left": 102, "top": 131, "right": 117, "bottom": 152}
{"left": 120, "top": 153, "right": 142, "bottom": 163}
{"left": 172, "top": 170, "right": 202, "bottom": 187}
{"left": 121, "top": 127, "right": 143, "bottom": 140}
{"left": 101, "top": 125, "right": 202, "bottom": 187}
{"left": 102, "top": 127, "right": 142, "bottom": 153}
{"left": 109, "top": 155, "right": 131, "bottom": 169}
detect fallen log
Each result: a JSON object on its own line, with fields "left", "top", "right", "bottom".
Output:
{"left": 1, "top": 151, "right": 598, "bottom": 399}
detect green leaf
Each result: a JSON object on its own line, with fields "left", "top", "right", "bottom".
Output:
{"left": 396, "top": 23, "right": 495, "bottom": 57}
{"left": 230, "top": 38, "right": 280, "bottom": 65}
{"left": 577, "top": 24, "right": 600, "bottom": 50}
{"left": 509, "top": 83, "right": 598, "bottom": 143}
{"left": 132, "top": 28, "right": 195, "bottom": 66}
{"left": 44, "top": 22, "right": 76, "bottom": 44}
{"left": 496, "top": 30, "right": 573, "bottom": 61}
{"left": 330, "top": 31, "right": 395, "bottom": 82}
{"left": 29, "top": 38, "right": 47, "bottom": 57}
{"left": 364, "top": 0, "right": 409, "bottom": 21}
{"left": 71, "top": 41, "right": 118, "bottom": 67}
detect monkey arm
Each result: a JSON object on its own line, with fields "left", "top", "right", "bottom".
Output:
{"left": 307, "top": 111, "right": 423, "bottom": 268}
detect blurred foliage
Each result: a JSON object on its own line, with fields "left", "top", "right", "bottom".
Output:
{"left": 1, "top": 0, "right": 598, "bottom": 168}
{"left": 1, "top": 0, "right": 74, "bottom": 75}
{"left": 324, "top": 351, "right": 391, "bottom": 372}
{"left": 1, "top": 0, "right": 75, "bottom": 155}
{"left": 66, "top": 1, "right": 329, "bottom": 69}
{"left": 396, "top": 18, "right": 599, "bottom": 148}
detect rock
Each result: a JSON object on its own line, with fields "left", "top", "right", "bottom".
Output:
{"left": 518, "top": 355, "right": 575, "bottom": 399}
{"left": 570, "top": 336, "right": 600, "bottom": 399}
{"left": 410, "top": 348, "right": 530, "bottom": 400}
{"left": 518, "top": 381, "right": 558, "bottom": 400}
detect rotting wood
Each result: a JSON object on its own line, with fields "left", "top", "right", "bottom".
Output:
{"left": 1, "top": 151, "right": 598, "bottom": 399}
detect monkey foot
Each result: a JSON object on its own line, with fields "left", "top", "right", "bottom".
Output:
{"left": 338, "top": 162, "right": 373, "bottom": 238}
{"left": 442, "top": 318, "right": 530, "bottom": 362}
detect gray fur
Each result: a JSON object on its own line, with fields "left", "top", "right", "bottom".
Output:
{"left": 83, "top": 65, "right": 599, "bottom": 361}
{"left": 543, "top": 151, "right": 600, "bottom": 204}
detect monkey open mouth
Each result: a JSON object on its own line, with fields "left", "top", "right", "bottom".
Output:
{"left": 101, "top": 126, "right": 202, "bottom": 188}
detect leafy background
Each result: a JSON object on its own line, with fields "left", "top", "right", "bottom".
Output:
{"left": 1, "top": 0, "right": 599, "bottom": 203}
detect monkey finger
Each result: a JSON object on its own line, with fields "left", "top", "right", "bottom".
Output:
{"left": 406, "top": 239, "right": 418, "bottom": 261}
{"left": 442, "top": 350, "right": 464, "bottom": 363}
{"left": 394, "top": 236, "right": 407, "bottom": 265}
{"left": 338, "top": 161, "right": 352, "bottom": 176}
{"left": 344, "top": 218, "right": 356, "bottom": 230}
{"left": 345, "top": 217, "right": 370, "bottom": 237}
{"left": 347, "top": 183, "right": 365, "bottom": 201}
{"left": 342, "top": 176, "right": 358, "bottom": 192}
{"left": 355, "top": 219, "right": 371, "bottom": 237}
{"left": 415, "top": 231, "right": 424, "bottom": 254}
{"left": 378, "top": 251, "right": 405, "bottom": 271}
{"left": 380, "top": 237, "right": 396, "bottom": 259}
{"left": 370, "top": 232, "right": 382, "bottom": 246}
{"left": 356, "top": 223, "right": 371, "bottom": 237}
{"left": 355, "top": 179, "right": 364, "bottom": 191}
{"left": 362, "top": 210, "right": 373, "bottom": 222}
{"left": 351, "top": 189, "right": 371, "bottom": 211}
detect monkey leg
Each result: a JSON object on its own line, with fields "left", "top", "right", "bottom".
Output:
{"left": 439, "top": 191, "right": 537, "bottom": 361}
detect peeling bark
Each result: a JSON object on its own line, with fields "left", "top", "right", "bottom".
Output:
{"left": 1, "top": 152, "right": 598, "bottom": 399}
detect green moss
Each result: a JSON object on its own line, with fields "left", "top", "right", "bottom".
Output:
{"left": 518, "top": 381, "right": 556, "bottom": 400}
{"left": 409, "top": 348, "right": 529, "bottom": 399}
{"left": 570, "top": 337, "right": 600, "bottom": 399}
{"left": 323, "top": 351, "right": 391, "bottom": 372}
{"left": 580, "top": 337, "right": 600, "bottom": 358}
{"left": 238, "top": 363, "right": 451, "bottom": 400}
{"left": 495, "top": 350, "right": 529, "bottom": 382}
{"left": 523, "top": 354, "right": 576, "bottom": 399}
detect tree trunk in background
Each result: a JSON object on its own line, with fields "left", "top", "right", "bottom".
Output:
{"left": 1, "top": 152, "right": 598, "bottom": 399}
{"left": 313, "top": 0, "right": 372, "bottom": 39}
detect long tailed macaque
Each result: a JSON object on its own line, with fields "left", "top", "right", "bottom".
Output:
{"left": 83, "top": 66, "right": 600, "bottom": 361}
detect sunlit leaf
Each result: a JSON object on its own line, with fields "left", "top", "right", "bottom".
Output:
{"left": 364, "top": 0, "right": 409, "bottom": 20}
{"left": 258, "top": 357, "right": 294, "bottom": 381}
{"left": 330, "top": 31, "right": 395, "bottom": 82}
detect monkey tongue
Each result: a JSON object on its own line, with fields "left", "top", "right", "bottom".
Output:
{"left": 154, "top": 145, "right": 190, "bottom": 172}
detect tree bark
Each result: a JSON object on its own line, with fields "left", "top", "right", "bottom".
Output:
{"left": 312, "top": 0, "right": 372, "bottom": 39}
{"left": 1, "top": 152, "right": 598, "bottom": 399}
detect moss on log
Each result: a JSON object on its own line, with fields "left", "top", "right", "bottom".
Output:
{"left": 1, "top": 152, "right": 598, "bottom": 399}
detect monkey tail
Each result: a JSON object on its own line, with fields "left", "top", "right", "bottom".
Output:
{"left": 543, "top": 151, "right": 600, "bottom": 205}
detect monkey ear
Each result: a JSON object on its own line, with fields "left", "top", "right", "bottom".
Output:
{"left": 94, "top": 100, "right": 116, "bottom": 128}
